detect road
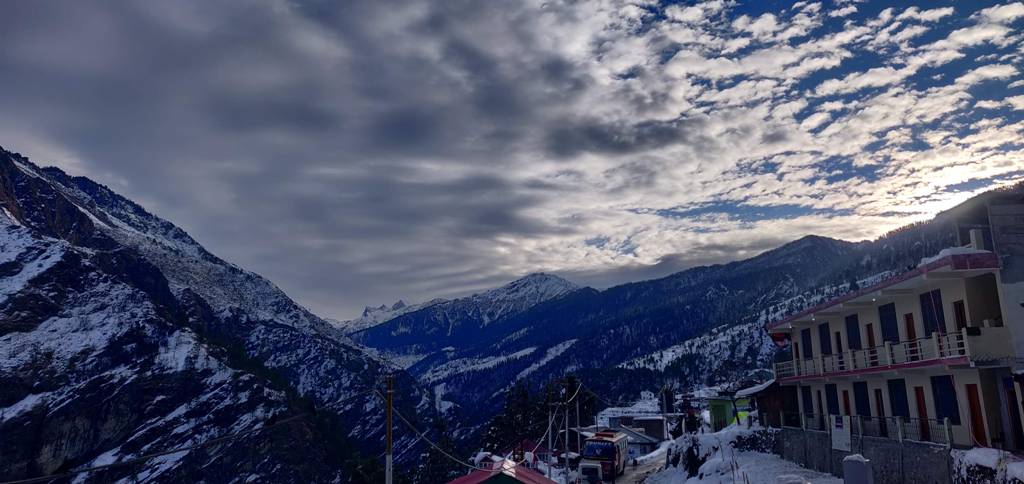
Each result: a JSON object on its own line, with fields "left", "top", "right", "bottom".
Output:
{"left": 619, "top": 456, "right": 666, "bottom": 483}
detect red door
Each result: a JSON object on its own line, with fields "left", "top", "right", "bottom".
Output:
{"left": 866, "top": 324, "right": 877, "bottom": 366}
{"left": 842, "top": 390, "right": 852, "bottom": 416}
{"left": 875, "top": 388, "right": 888, "bottom": 437}
{"left": 967, "top": 384, "right": 988, "bottom": 446}
{"left": 835, "top": 332, "right": 845, "bottom": 370}
{"left": 915, "top": 386, "right": 930, "bottom": 441}
{"left": 817, "top": 391, "right": 825, "bottom": 428}
{"left": 904, "top": 314, "right": 918, "bottom": 360}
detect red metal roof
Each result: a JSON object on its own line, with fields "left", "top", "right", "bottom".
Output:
{"left": 447, "top": 460, "right": 558, "bottom": 484}
{"left": 764, "top": 252, "right": 999, "bottom": 332}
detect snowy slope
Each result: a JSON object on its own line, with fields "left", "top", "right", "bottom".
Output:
{"left": 354, "top": 272, "right": 579, "bottom": 354}
{"left": 0, "top": 147, "right": 426, "bottom": 482}
{"left": 620, "top": 322, "right": 775, "bottom": 375}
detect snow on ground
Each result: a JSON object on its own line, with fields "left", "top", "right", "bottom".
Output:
{"left": 920, "top": 247, "right": 991, "bottom": 266}
{"left": 952, "top": 447, "right": 1024, "bottom": 482}
{"left": 643, "top": 425, "right": 840, "bottom": 484}
{"left": 597, "top": 392, "right": 661, "bottom": 427}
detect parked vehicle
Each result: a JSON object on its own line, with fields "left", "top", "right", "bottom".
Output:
{"left": 579, "top": 431, "right": 628, "bottom": 483}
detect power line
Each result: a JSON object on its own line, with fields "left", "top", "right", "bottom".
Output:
{"left": 379, "top": 391, "right": 494, "bottom": 472}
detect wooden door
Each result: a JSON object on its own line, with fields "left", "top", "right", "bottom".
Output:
{"left": 866, "top": 323, "right": 878, "bottom": 366}
{"left": 904, "top": 313, "right": 918, "bottom": 360}
{"left": 842, "top": 390, "right": 852, "bottom": 416}
{"left": 915, "top": 386, "right": 930, "bottom": 441}
{"left": 954, "top": 300, "right": 968, "bottom": 332}
{"left": 817, "top": 391, "right": 825, "bottom": 428}
{"left": 875, "top": 388, "right": 888, "bottom": 437}
{"left": 967, "top": 384, "right": 988, "bottom": 446}
{"left": 835, "top": 332, "right": 844, "bottom": 370}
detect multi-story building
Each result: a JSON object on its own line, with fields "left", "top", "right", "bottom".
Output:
{"left": 765, "top": 193, "right": 1024, "bottom": 449}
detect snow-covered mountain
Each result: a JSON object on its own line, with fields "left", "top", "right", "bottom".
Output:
{"left": 0, "top": 147, "right": 426, "bottom": 482}
{"left": 333, "top": 298, "right": 447, "bottom": 334}
{"left": 353, "top": 273, "right": 579, "bottom": 357}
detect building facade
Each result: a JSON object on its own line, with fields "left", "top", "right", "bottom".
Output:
{"left": 766, "top": 194, "right": 1024, "bottom": 450}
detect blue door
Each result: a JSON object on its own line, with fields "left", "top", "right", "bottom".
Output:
{"left": 920, "top": 289, "right": 946, "bottom": 334}
{"left": 879, "top": 303, "right": 900, "bottom": 344}
{"left": 825, "top": 384, "right": 840, "bottom": 415}
{"left": 887, "top": 379, "right": 910, "bottom": 418}
{"left": 853, "top": 382, "right": 871, "bottom": 416}
{"left": 819, "top": 323, "right": 833, "bottom": 355}
{"left": 845, "top": 314, "right": 862, "bottom": 350}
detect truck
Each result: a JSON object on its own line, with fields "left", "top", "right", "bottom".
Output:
{"left": 578, "top": 431, "right": 628, "bottom": 483}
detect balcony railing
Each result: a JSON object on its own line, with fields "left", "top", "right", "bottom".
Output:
{"left": 774, "top": 413, "right": 954, "bottom": 446}
{"left": 774, "top": 327, "right": 1011, "bottom": 380}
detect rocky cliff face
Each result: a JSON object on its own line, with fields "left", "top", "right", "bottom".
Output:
{"left": 0, "top": 147, "right": 423, "bottom": 482}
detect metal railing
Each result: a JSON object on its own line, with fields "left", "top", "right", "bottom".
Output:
{"left": 776, "top": 330, "right": 971, "bottom": 379}
{"left": 899, "top": 417, "right": 952, "bottom": 445}
{"left": 771, "top": 413, "right": 953, "bottom": 447}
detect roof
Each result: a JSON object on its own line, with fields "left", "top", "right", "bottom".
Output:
{"left": 735, "top": 379, "right": 775, "bottom": 398}
{"left": 502, "top": 439, "right": 550, "bottom": 456}
{"left": 765, "top": 251, "right": 999, "bottom": 331}
{"left": 447, "top": 460, "right": 558, "bottom": 484}
{"left": 615, "top": 426, "right": 661, "bottom": 444}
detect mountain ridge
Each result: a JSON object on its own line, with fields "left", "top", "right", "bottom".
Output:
{"left": 0, "top": 147, "right": 427, "bottom": 482}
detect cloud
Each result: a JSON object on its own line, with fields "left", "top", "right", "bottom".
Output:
{"left": 1, "top": 0, "right": 1022, "bottom": 317}
{"left": 829, "top": 5, "right": 858, "bottom": 18}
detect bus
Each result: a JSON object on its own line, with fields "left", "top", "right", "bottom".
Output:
{"left": 578, "top": 431, "right": 628, "bottom": 483}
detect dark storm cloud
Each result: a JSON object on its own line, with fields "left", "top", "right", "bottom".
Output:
{"left": 545, "top": 117, "right": 708, "bottom": 158}
{"left": 0, "top": 0, "right": 616, "bottom": 317}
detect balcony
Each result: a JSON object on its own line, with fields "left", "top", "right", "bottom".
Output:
{"left": 774, "top": 326, "right": 1013, "bottom": 381}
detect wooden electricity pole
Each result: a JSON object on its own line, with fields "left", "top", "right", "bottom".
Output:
{"left": 386, "top": 374, "right": 394, "bottom": 484}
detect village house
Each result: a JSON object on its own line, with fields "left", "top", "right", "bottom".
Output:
{"left": 765, "top": 195, "right": 1024, "bottom": 450}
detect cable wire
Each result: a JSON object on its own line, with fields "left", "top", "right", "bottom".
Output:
{"left": 378, "top": 391, "right": 494, "bottom": 472}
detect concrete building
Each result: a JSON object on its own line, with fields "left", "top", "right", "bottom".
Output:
{"left": 766, "top": 194, "right": 1024, "bottom": 449}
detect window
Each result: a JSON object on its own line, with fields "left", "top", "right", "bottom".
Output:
{"left": 845, "top": 314, "right": 862, "bottom": 350}
{"left": 920, "top": 289, "right": 946, "bottom": 334}
{"left": 582, "top": 441, "right": 616, "bottom": 460}
{"left": 879, "top": 303, "right": 900, "bottom": 344}
{"left": 801, "top": 328, "right": 813, "bottom": 360}
{"left": 930, "top": 375, "right": 961, "bottom": 425}
{"left": 887, "top": 379, "right": 910, "bottom": 418}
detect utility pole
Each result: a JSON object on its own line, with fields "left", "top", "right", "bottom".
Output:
{"left": 547, "top": 386, "right": 553, "bottom": 478}
{"left": 386, "top": 374, "right": 394, "bottom": 484}
{"left": 575, "top": 390, "right": 581, "bottom": 452}
{"left": 564, "top": 379, "right": 571, "bottom": 484}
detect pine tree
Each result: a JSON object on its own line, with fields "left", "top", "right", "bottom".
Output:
{"left": 416, "top": 418, "right": 461, "bottom": 484}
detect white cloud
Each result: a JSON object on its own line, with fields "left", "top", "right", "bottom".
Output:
{"left": 978, "top": 2, "right": 1024, "bottom": 23}
{"left": 955, "top": 64, "right": 1018, "bottom": 85}
{"left": 829, "top": 5, "right": 857, "bottom": 18}
{"left": 897, "top": 7, "right": 955, "bottom": 22}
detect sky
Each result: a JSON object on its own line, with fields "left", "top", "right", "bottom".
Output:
{"left": 2, "top": 0, "right": 1023, "bottom": 319}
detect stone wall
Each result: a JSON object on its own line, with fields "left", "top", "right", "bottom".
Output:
{"left": 776, "top": 427, "right": 953, "bottom": 483}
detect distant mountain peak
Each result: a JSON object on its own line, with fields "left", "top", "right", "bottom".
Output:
{"left": 490, "top": 272, "right": 578, "bottom": 294}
